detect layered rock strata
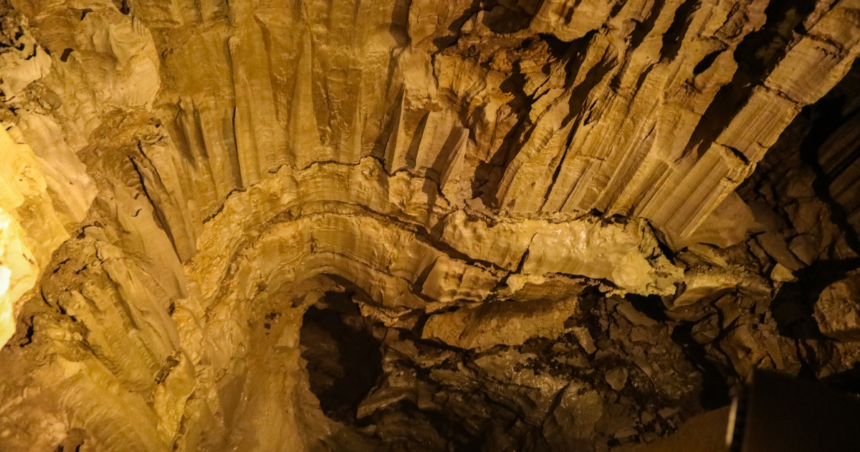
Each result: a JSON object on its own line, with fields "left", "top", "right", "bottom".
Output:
{"left": 0, "top": 0, "right": 860, "bottom": 451}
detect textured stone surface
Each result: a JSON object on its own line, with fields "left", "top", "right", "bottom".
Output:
{"left": 0, "top": 0, "right": 860, "bottom": 451}
{"left": 815, "top": 272, "right": 860, "bottom": 342}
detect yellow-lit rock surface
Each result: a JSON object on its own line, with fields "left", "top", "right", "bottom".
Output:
{"left": 0, "top": 0, "right": 860, "bottom": 451}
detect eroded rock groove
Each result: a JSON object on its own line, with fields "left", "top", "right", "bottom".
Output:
{"left": 0, "top": 0, "right": 859, "bottom": 451}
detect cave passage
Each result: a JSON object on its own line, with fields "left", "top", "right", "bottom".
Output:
{"left": 299, "top": 293, "right": 384, "bottom": 425}
{"left": 3, "top": 1, "right": 860, "bottom": 450}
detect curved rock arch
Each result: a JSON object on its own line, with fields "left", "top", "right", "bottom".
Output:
{"left": 2, "top": 0, "right": 860, "bottom": 451}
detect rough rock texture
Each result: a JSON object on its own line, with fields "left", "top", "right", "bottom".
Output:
{"left": 815, "top": 271, "right": 860, "bottom": 341}
{"left": 0, "top": 0, "right": 860, "bottom": 451}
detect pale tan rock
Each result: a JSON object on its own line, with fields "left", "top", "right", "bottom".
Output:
{"left": 419, "top": 255, "right": 500, "bottom": 304}
{"left": 0, "top": 0, "right": 858, "bottom": 450}
{"left": 571, "top": 326, "right": 597, "bottom": 354}
{"left": 498, "top": 272, "right": 589, "bottom": 302}
{"left": 0, "top": 16, "right": 51, "bottom": 100}
{"left": 686, "top": 192, "right": 754, "bottom": 248}
{"left": 669, "top": 266, "right": 749, "bottom": 308}
{"left": 770, "top": 263, "right": 796, "bottom": 283}
{"left": 0, "top": 124, "right": 94, "bottom": 348}
{"left": 422, "top": 296, "right": 579, "bottom": 350}
{"left": 442, "top": 211, "right": 682, "bottom": 295}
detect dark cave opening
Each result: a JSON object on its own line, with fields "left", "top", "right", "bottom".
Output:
{"left": 299, "top": 293, "right": 384, "bottom": 425}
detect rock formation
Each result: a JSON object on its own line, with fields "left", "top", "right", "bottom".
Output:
{"left": 0, "top": 0, "right": 859, "bottom": 450}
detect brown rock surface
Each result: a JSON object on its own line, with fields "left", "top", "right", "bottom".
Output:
{"left": 0, "top": 0, "right": 859, "bottom": 451}
{"left": 815, "top": 272, "right": 860, "bottom": 342}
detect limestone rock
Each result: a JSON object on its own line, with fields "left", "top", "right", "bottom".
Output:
{"left": 815, "top": 273, "right": 860, "bottom": 342}
{"left": 604, "top": 367, "right": 628, "bottom": 391}
{"left": 422, "top": 296, "right": 580, "bottom": 350}
{"left": 0, "top": 0, "right": 859, "bottom": 451}
{"left": 0, "top": 123, "right": 95, "bottom": 348}
{"left": 542, "top": 382, "right": 604, "bottom": 450}
{"left": 442, "top": 210, "right": 683, "bottom": 295}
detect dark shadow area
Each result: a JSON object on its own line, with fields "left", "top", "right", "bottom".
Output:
{"left": 432, "top": 0, "right": 482, "bottom": 51}
{"left": 821, "top": 363, "right": 860, "bottom": 396}
{"left": 472, "top": 62, "right": 530, "bottom": 205}
{"left": 672, "top": 323, "right": 733, "bottom": 410}
{"left": 770, "top": 258, "right": 860, "bottom": 340}
{"left": 766, "top": 59, "right": 860, "bottom": 340}
{"left": 53, "top": 428, "right": 87, "bottom": 452}
{"left": 112, "top": 0, "right": 130, "bottom": 14}
{"left": 481, "top": 0, "right": 544, "bottom": 34}
{"left": 300, "top": 293, "right": 383, "bottom": 425}
{"left": 626, "top": 293, "right": 670, "bottom": 322}
{"left": 629, "top": 0, "right": 666, "bottom": 55}
{"left": 386, "top": 399, "right": 482, "bottom": 452}
{"left": 799, "top": 98, "right": 860, "bottom": 255}
{"left": 659, "top": 0, "right": 699, "bottom": 62}
{"left": 693, "top": 49, "right": 721, "bottom": 75}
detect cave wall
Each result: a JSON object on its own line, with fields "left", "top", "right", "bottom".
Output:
{"left": 0, "top": 0, "right": 859, "bottom": 451}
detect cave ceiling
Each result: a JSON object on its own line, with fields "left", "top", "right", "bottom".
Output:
{"left": 1, "top": 0, "right": 860, "bottom": 451}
